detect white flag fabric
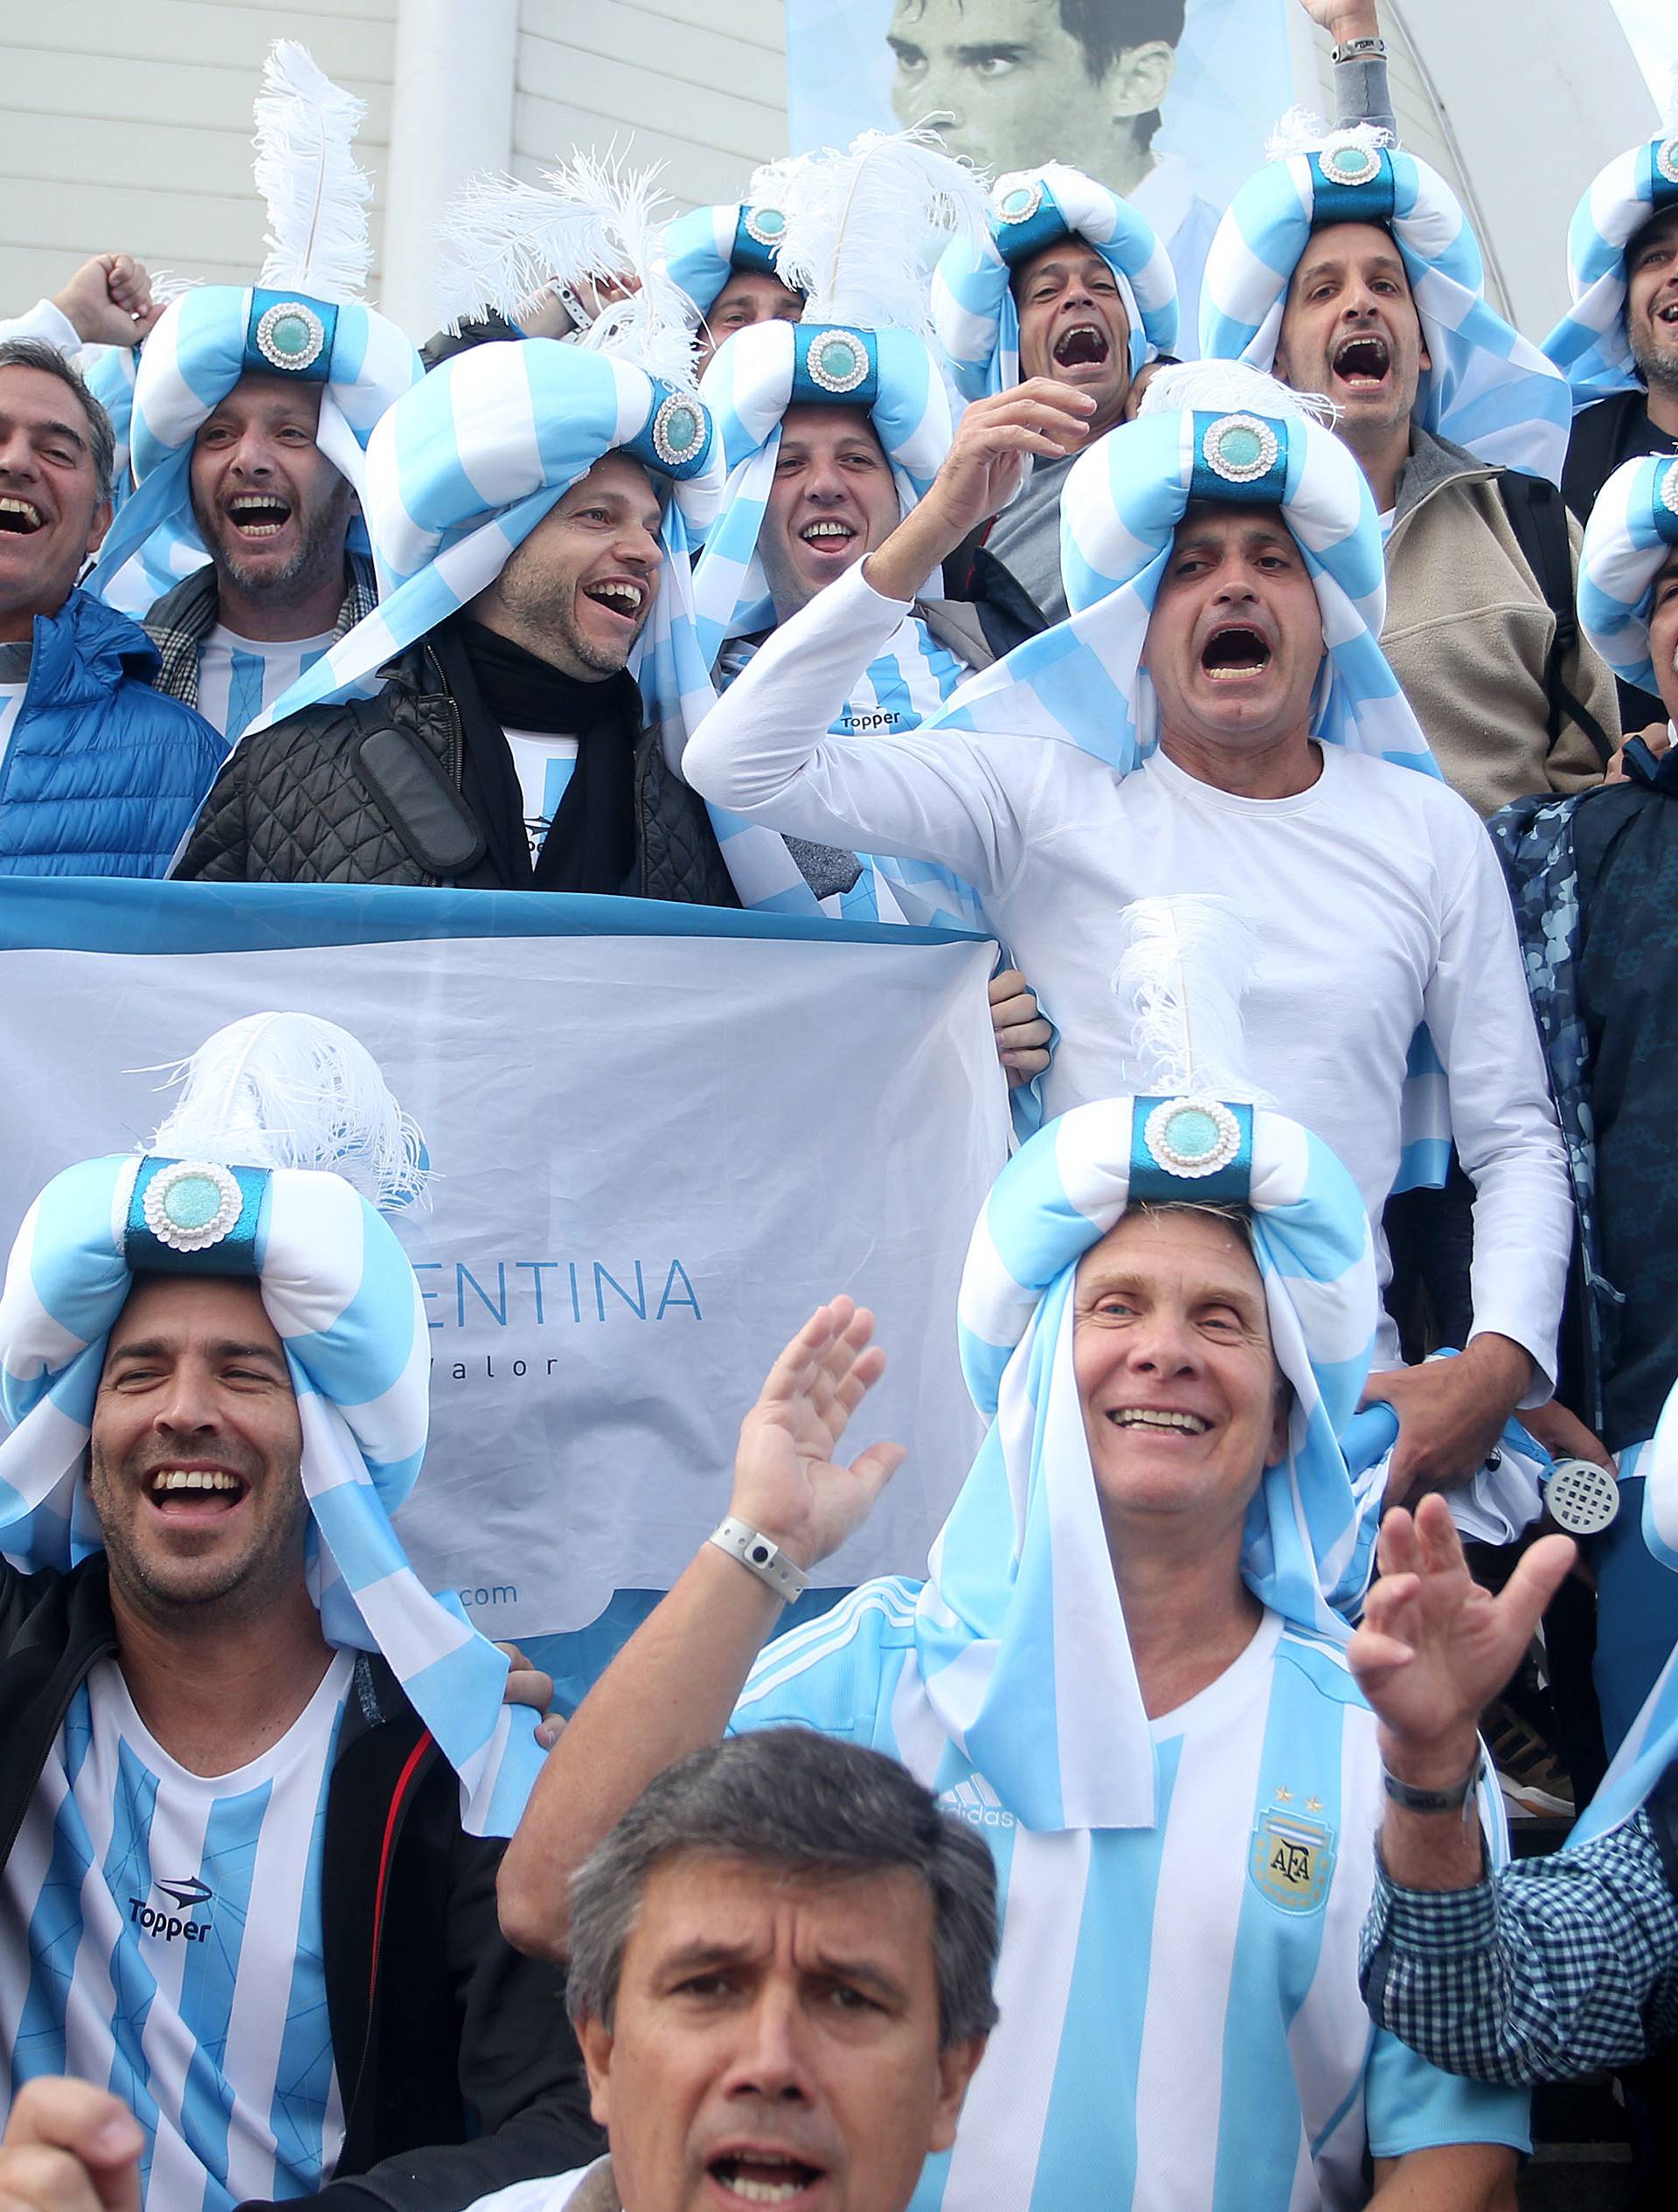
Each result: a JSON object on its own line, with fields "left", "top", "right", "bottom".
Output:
{"left": 0, "top": 883, "right": 1008, "bottom": 1637}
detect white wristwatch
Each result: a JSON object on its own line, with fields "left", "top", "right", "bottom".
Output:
{"left": 708, "top": 1515, "right": 811, "bottom": 1603}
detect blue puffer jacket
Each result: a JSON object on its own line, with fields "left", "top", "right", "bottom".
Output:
{"left": 0, "top": 587, "right": 225, "bottom": 876}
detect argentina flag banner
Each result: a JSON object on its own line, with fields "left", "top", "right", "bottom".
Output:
{"left": 0, "top": 883, "right": 1007, "bottom": 1644}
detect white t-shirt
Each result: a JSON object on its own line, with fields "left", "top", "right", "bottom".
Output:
{"left": 196, "top": 625, "right": 337, "bottom": 745}
{"left": 0, "top": 1651, "right": 355, "bottom": 2211}
{"left": 683, "top": 562, "right": 1572, "bottom": 1381}
{"left": 503, "top": 728, "right": 580, "bottom": 866}
{"left": 462, "top": 2163, "right": 598, "bottom": 2212}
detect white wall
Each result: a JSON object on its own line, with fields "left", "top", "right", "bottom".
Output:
{"left": 0, "top": 0, "right": 1659, "bottom": 345}
{"left": 511, "top": 0, "right": 787, "bottom": 212}
{"left": 0, "top": 0, "right": 396, "bottom": 314}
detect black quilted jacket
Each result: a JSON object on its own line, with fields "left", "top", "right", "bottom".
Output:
{"left": 174, "top": 639, "right": 741, "bottom": 905}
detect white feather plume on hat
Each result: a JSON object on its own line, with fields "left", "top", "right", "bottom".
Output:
{"left": 147, "top": 1012, "right": 426, "bottom": 1211}
{"left": 253, "top": 39, "right": 376, "bottom": 302}
{"left": 435, "top": 148, "right": 699, "bottom": 390}
{"left": 772, "top": 123, "right": 990, "bottom": 335}
{"left": 1113, "top": 896, "right": 1272, "bottom": 1106}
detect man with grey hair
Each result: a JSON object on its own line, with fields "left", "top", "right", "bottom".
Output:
{"left": 0, "top": 1730, "right": 996, "bottom": 2212}
{"left": 0, "top": 337, "right": 222, "bottom": 875}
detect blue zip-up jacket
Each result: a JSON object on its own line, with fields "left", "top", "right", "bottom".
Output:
{"left": 0, "top": 586, "right": 225, "bottom": 876}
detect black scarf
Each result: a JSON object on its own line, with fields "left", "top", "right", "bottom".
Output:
{"left": 433, "top": 619, "right": 641, "bottom": 892}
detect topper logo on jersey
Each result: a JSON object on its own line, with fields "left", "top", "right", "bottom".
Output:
{"left": 129, "top": 1875, "right": 215, "bottom": 1944}
{"left": 1249, "top": 1805, "right": 1335, "bottom": 1914}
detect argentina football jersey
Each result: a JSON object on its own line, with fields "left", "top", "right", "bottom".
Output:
{"left": 732, "top": 1591, "right": 1529, "bottom": 2212}
{"left": 0, "top": 1651, "right": 354, "bottom": 2209}
{"left": 195, "top": 626, "right": 337, "bottom": 746}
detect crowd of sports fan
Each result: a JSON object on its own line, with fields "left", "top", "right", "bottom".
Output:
{"left": 0, "top": 0, "right": 1675, "bottom": 2205}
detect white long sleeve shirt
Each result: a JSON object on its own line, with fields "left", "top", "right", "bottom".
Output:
{"left": 684, "top": 564, "right": 1571, "bottom": 1385}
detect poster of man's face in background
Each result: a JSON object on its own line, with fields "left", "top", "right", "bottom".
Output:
{"left": 884, "top": 0, "right": 1182, "bottom": 198}
{"left": 787, "top": 0, "right": 1298, "bottom": 343}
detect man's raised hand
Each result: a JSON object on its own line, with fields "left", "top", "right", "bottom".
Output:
{"left": 728, "top": 1296, "right": 905, "bottom": 1573}
{"left": 919, "top": 380, "right": 1097, "bottom": 545}
{"left": 0, "top": 2078, "right": 143, "bottom": 2212}
{"left": 1349, "top": 1494, "right": 1575, "bottom": 1760}
{"left": 50, "top": 255, "right": 158, "bottom": 349}
{"left": 863, "top": 380, "right": 1097, "bottom": 604}
{"left": 1294, "top": 0, "right": 1381, "bottom": 41}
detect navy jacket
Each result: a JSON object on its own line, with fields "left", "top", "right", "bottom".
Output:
{"left": 0, "top": 587, "right": 225, "bottom": 876}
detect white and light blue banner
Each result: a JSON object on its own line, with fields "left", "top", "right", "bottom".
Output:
{"left": 0, "top": 884, "right": 1008, "bottom": 1639}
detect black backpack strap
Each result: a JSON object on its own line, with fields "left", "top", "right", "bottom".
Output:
{"left": 1496, "top": 469, "right": 1617, "bottom": 767}
{"left": 348, "top": 696, "right": 488, "bottom": 879}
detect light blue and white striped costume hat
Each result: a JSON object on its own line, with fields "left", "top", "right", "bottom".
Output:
{"left": 1545, "top": 122, "right": 1678, "bottom": 407}
{"left": 241, "top": 336, "right": 723, "bottom": 737}
{"left": 0, "top": 1014, "right": 542, "bottom": 1839}
{"left": 928, "top": 360, "right": 1438, "bottom": 780}
{"left": 80, "top": 330, "right": 208, "bottom": 618}
{"left": 931, "top": 162, "right": 1180, "bottom": 402}
{"left": 1201, "top": 122, "right": 1572, "bottom": 485}
{"left": 662, "top": 194, "right": 795, "bottom": 322}
{"left": 1576, "top": 450, "right": 1678, "bottom": 697}
{"left": 85, "top": 44, "right": 422, "bottom": 613}
{"left": 905, "top": 901, "right": 1381, "bottom": 1829}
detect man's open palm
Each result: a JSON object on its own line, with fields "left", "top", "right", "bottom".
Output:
{"left": 730, "top": 1296, "right": 905, "bottom": 1571}
{"left": 1349, "top": 1494, "right": 1575, "bottom": 1747}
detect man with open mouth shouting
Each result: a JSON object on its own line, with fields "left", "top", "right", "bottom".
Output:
{"left": 82, "top": 45, "right": 422, "bottom": 749}
{"left": 683, "top": 359, "right": 1572, "bottom": 1512}
{"left": 0, "top": 1012, "right": 598, "bottom": 2209}
{"left": 0, "top": 1731, "right": 997, "bottom": 2212}
{"left": 1200, "top": 38, "right": 1618, "bottom": 825}
{"left": 930, "top": 161, "right": 1179, "bottom": 646}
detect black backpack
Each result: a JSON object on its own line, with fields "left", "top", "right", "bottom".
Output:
{"left": 1495, "top": 469, "right": 1617, "bottom": 767}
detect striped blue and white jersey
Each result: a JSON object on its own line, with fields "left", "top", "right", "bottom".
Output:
{"left": 0, "top": 1651, "right": 355, "bottom": 2211}
{"left": 718, "top": 614, "right": 976, "bottom": 926}
{"left": 733, "top": 1591, "right": 1529, "bottom": 2212}
{"left": 196, "top": 625, "right": 337, "bottom": 745}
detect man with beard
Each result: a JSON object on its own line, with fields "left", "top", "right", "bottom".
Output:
{"left": 89, "top": 45, "right": 419, "bottom": 744}
{"left": 176, "top": 335, "right": 736, "bottom": 899}
{"left": 142, "top": 374, "right": 376, "bottom": 746}
{"left": 0, "top": 1012, "right": 598, "bottom": 2209}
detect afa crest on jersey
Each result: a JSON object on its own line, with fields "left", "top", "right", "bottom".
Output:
{"left": 1250, "top": 1801, "right": 1337, "bottom": 1913}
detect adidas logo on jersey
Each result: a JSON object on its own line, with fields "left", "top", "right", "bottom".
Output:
{"left": 128, "top": 1876, "right": 214, "bottom": 1944}
{"left": 938, "top": 1776, "right": 1016, "bottom": 1830}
